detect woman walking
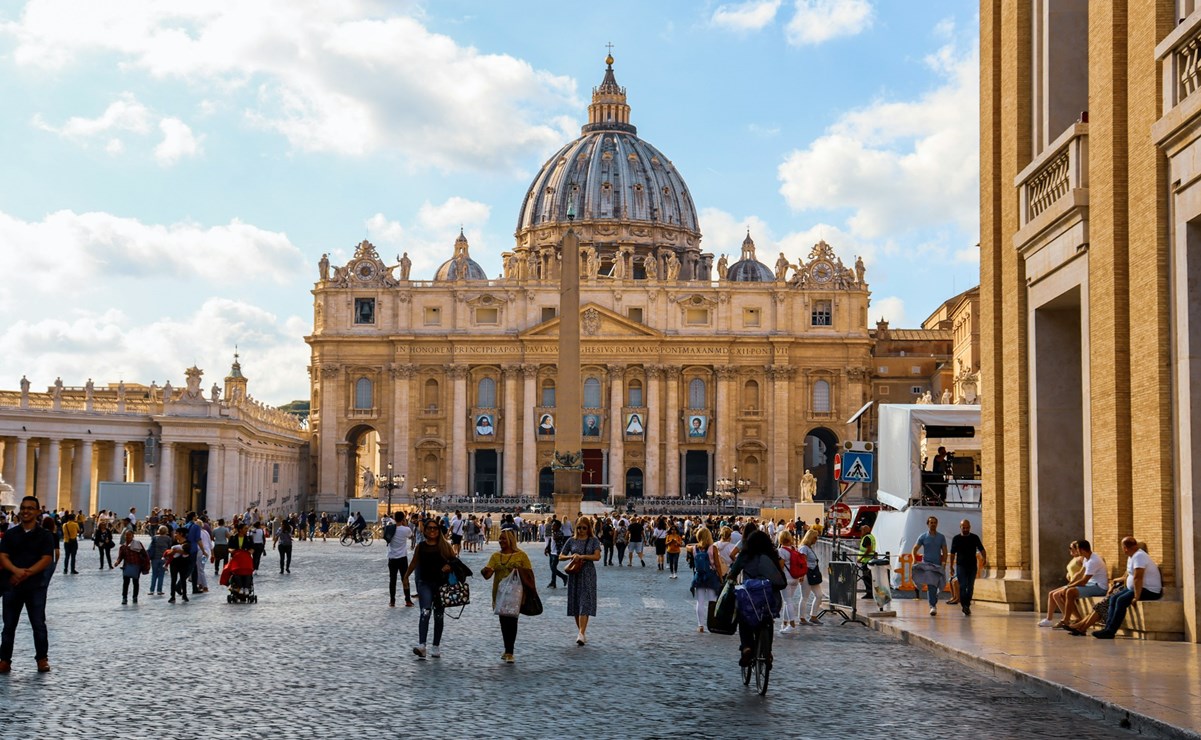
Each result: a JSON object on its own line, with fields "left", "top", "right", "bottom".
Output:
{"left": 148, "top": 525, "right": 171, "bottom": 596}
{"left": 405, "top": 519, "right": 455, "bottom": 659}
{"left": 273, "top": 522, "right": 293, "bottom": 574}
{"left": 714, "top": 526, "right": 740, "bottom": 573}
{"left": 559, "top": 516, "right": 601, "bottom": 645}
{"left": 544, "top": 520, "right": 568, "bottom": 589}
{"left": 652, "top": 516, "right": 668, "bottom": 571}
{"left": 94, "top": 521, "right": 115, "bottom": 569}
{"left": 798, "top": 529, "right": 824, "bottom": 625}
{"left": 481, "top": 529, "right": 535, "bottom": 663}
{"left": 167, "top": 529, "right": 192, "bottom": 603}
{"left": 114, "top": 530, "right": 147, "bottom": 604}
{"left": 689, "top": 526, "right": 724, "bottom": 633}
{"left": 614, "top": 520, "right": 629, "bottom": 566}
{"left": 665, "top": 525, "right": 684, "bottom": 579}
{"left": 777, "top": 530, "right": 803, "bottom": 632}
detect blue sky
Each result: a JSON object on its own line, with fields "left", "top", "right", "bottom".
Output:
{"left": 0, "top": 0, "right": 980, "bottom": 404}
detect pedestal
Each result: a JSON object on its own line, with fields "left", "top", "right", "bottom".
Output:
{"left": 554, "top": 492, "right": 583, "bottom": 523}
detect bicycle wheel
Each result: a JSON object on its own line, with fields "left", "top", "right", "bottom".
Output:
{"left": 340, "top": 532, "right": 354, "bottom": 547}
{"left": 742, "top": 661, "right": 752, "bottom": 686}
{"left": 360, "top": 531, "right": 373, "bottom": 546}
{"left": 754, "top": 624, "right": 773, "bottom": 695}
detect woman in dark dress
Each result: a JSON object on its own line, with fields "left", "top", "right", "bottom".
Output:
{"left": 167, "top": 529, "right": 192, "bottom": 603}
{"left": 559, "top": 516, "right": 601, "bottom": 646}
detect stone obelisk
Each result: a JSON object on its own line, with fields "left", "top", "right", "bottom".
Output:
{"left": 552, "top": 218, "right": 584, "bottom": 523}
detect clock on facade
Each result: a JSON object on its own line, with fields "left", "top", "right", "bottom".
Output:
{"left": 355, "top": 261, "right": 378, "bottom": 281}
{"left": 811, "top": 260, "right": 834, "bottom": 283}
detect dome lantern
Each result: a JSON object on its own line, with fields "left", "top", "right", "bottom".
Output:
{"left": 584, "top": 53, "right": 635, "bottom": 135}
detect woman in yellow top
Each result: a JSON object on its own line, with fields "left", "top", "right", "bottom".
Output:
{"left": 665, "top": 525, "right": 685, "bottom": 579}
{"left": 481, "top": 529, "right": 534, "bottom": 663}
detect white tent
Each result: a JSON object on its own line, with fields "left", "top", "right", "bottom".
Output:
{"left": 876, "top": 404, "right": 981, "bottom": 510}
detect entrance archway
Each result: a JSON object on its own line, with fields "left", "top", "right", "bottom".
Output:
{"left": 803, "top": 427, "right": 840, "bottom": 501}
{"left": 538, "top": 467, "right": 554, "bottom": 498}
{"left": 346, "top": 425, "right": 381, "bottom": 499}
{"left": 625, "top": 468, "right": 644, "bottom": 498}
{"left": 474, "top": 449, "right": 498, "bottom": 497}
{"left": 684, "top": 450, "right": 709, "bottom": 498}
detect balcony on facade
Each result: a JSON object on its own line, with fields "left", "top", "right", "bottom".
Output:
{"left": 1014, "top": 122, "right": 1090, "bottom": 285}
{"left": 1154, "top": 9, "right": 1201, "bottom": 153}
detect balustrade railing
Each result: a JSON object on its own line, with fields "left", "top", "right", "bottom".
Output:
{"left": 1017, "top": 122, "right": 1088, "bottom": 227}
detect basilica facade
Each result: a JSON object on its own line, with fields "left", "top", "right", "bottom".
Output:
{"left": 307, "top": 56, "right": 873, "bottom": 510}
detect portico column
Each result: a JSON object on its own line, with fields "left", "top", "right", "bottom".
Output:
{"left": 645, "top": 366, "right": 662, "bottom": 496}
{"left": 35, "top": 440, "right": 51, "bottom": 502}
{"left": 715, "top": 366, "right": 736, "bottom": 481}
{"left": 521, "top": 365, "right": 538, "bottom": 495}
{"left": 770, "top": 366, "right": 793, "bottom": 496}
{"left": 335, "top": 443, "right": 349, "bottom": 500}
{"left": 59, "top": 442, "right": 75, "bottom": 511}
{"left": 607, "top": 365, "right": 625, "bottom": 499}
{"left": 110, "top": 441, "right": 125, "bottom": 483}
{"left": 318, "top": 364, "right": 341, "bottom": 500}
{"left": 448, "top": 364, "right": 468, "bottom": 496}
{"left": 12, "top": 436, "right": 28, "bottom": 499}
{"left": 223, "top": 445, "right": 241, "bottom": 517}
{"left": 43, "top": 438, "right": 61, "bottom": 510}
{"left": 76, "top": 439, "right": 93, "bottom": 512}
{"left": 665, "top": 367, "right": 681, "bottom": 497}
{"left": 502, "top": 365, "right": 519, "bottom": 497}
{"left": 207, "top": 443, "right": 223, "bottom": 516}
{"left": 394, "top": 364, "right": 414, "bottom": 486}
{"left": 157, "top": 441, "right": 174, "bottom": 510}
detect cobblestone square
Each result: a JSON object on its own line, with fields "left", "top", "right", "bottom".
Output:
{"left": 0, "top": 538, "right": 1151, "bottom": 739}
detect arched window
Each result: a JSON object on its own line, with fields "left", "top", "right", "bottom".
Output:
{"left": 584, "top": 377, "right": 601, "bottom": 407}
{"left": 745, "top": 455, "right": 761, "bottom": 485}
{"left": 688, "top": 378, "right": 706, "bottom": 408}
{"left": 813, "top": 379, "right": 831, "bottom": 413}
{"left": 743, "top": 380, "right": 759, "bottom": 411}
{"left": 541, "top": 380, "right": 556, "bottom": 407}
{"left": 477, "top": 377, "right": 496, "bottom": 407}
{"left": 354, "top": 378, "right": 373, "bottom": 410}
{"left": 627, "top": 379, "right": 643, "bottom": 407}
{"left": 423, "top": 453, "right": 438, "bottom": 482}
{"left": 423, "top": 378, "right": 439, "bottom": 412}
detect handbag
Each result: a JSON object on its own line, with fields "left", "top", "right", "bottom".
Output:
{"left": 564, "top": 558, "right": 584, "bottom": 575}
{"left": 520, "top": 586, "right": 544, "bottom": 616}
{"left": 707, "top": 581, "right": 738, "bottom": 635}
{"left": 494, "top": 571, "right": 523, "bottom": 617}
{"left": 438, "top": 573, "right": 471, "bottom": 619}
{"left": 806, "top": 553, "right": 823, "bottom": 585}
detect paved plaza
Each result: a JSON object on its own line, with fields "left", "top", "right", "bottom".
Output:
{"left": 0, "top": 537, "right": 1160, "bottom": 739}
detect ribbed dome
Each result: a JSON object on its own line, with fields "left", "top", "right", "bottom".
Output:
{"left": 516, "top": 56, "right": 699, "bottom": 237}
{"left": 727, "top": 231, "right": 774, "bottom": 282}
{"left": 434, "top": 230, "right": 488, "bottom": 281}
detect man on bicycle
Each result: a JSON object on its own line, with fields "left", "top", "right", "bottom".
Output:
{"left": 725, "top": 529, "right": 786, "bottom": 668}
{"left": 351, "top": 512, "right": 368, "bottom": 542}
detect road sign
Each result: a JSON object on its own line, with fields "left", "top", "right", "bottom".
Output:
{"left": 840, "top": 451, "right": 874, "bottom": 483}
{"left": 829, "top": 502, "right": 852, "bottom": 529}
{"left": 833, "top": 453, "right": 842, "bottom": 480}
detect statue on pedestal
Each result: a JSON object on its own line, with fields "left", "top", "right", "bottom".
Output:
{"left": 717, "top": 254, "right": 728, "bottom": 280}
{"left": 399, "top": 252, "right": 412, "bottom": 281}
{"left": 319, "top": 253, "right": 330, "bottom": 281}
{"left": 801, "top": 469, "right": 817, "bottom": 502}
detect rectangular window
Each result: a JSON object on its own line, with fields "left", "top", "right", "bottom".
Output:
{"left": 423, "top": 307, "right": 441, "bottom": 326}
{"left": 879, "top": 386, "right": 891, "bottom": 396}
{"left": 542, "top": 307, "right": 557, "bottom": 323}
{"left": 743, "top": 307, "right": 761, "bottom": 327}
{"left": 911, "top": 365, "right": 922, "bottom": 375}
{"left": 911, "top": 386, "right": 923, "bottom": 395}
{"left": 354, "top": 297, "right": 375, "bottom": 325}
{"left": 685, "top": 308, "right": 709, "bottom": 325}
{"left": 628, "top": 385, "right": 643, "bottom": 407}
{"left": 811, "top": 300, "right": 832, "bottom": 327}
{"left": 476, "top": 307, "right": 499, "bottom": 325}
{"left": 877, "top": 366, "right": 888, "bottom": 374}
{"left": 541, "top": 386, "right": 556, "bottom": 407}
{"left": 627, "top": 307, "right": 644, "bottom": 323}
{"left": 272, "top": 463, "right": 280, "bottom": 483}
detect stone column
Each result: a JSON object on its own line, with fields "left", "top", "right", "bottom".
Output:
{"left": 35, "top": 440, "right": 51, "bottom": 502}
{"left": 223, "top": 445, "right": 242, "bottom": 518}
{"left": 521, "top": 364, "right": 538, "bottom": 495}
{"left": 157, "top": 441, "right": 174, "bottom": 510}
{"left": 318, "top": 364, "right": 341, "bottom": 501}
{"left": 43, "top": 438, "right": 61, "bottom": 510}
{"left": 447, "top": 364, "right": 469, "bottom": 496}
{"left": 607, "top": 364, "right": 625, "bottom": 499}
{"left": 59, "top": 442, "right": 75, "bottom": 511}
{"left": 110, "top": 441, "right": 125, "bottom": 483}
{"left": 335, "top": 443, "right": 349, "bottom": 500}
{"left": 76, "top": 439, "right": 93, "bottom": 512}
{"left": 2, "top": 439, "right": 15, "bottom": 486}
{"left": 502, "top": 365, "right": 520, "bottom": 496}
{"left": 665, "top": 366, "right": 681, "bottom": 497}
{"left": 770, "top": 366, "right": 793, "bottom": 496}
{"left": 715, "top": 366, "right": 736, "bottom": 482}
{"left": 393, "top": 364, "right": 415, "bottom": 485}
{"left": 207, "top": 443, "right": 223, "bottom": 516}
{"left": 644, "top": 366, "right": 663, "bottom": 496}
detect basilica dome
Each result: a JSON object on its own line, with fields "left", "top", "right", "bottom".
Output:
{"left": 726, "top": 232, "right": 774, "bottom": 282}
{"left": 515, "top": 56, "right": 701, "bottom": 257}
{"left": 434, "top": 230, "right": 488, "bottom": 281}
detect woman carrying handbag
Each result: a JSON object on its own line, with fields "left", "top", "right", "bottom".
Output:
{"left": 405, "top": 519, "right": 457, "bottom": 660}
{"left": 559, "top": 516, "right": 601, "bottom": 645}
{"left": 481, "top": 529, "right": 537, "bottom": 663}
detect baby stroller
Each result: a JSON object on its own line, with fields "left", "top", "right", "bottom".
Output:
{"left": 220, "top": 548, "right": 257, "bottom": 603}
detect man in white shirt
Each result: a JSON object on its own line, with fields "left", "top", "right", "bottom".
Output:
{"left": 385, "top": 511, "right": 414, "bottom": 607}
{"left": 449, "top": 511, "right": 465, "bottom": 553}
{"left": 1093, "top": 536, "right": 1164, "bottom": 639}
{"left": 195, "top": 524, "right": 213, "bottom": 592}
{"left": 1039, "top": 539, "right": 1107, "bottom": 628}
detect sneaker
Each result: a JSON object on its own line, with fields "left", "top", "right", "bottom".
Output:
{"left": 1092, "top": 630, "right": 1115, "bottom": 640}
{"left": 0, "top": 660, "right": 10, "bottom": 674}
{"left": 1037, "top": 618, "right": 1053, "bottom": 628}
{"left": 430, "top": 645, "right": 441, "bottom": 658}
{"left": 36, "top": 659, "right": 50, "bottom": 673}
{"left": 413, "top": 645, "right": 427, "bottom": 659}
{"left": 929, "top": 607, "right": 937, "bottom": 616}
{"left": 504, "top": 654, "right": 515, "bottom": 663}
{"left": 780, "top": 625, "right": 793, "bottom": 634}
{"left": 501, "top": 653, "right": 514, "bottom": 663}
{"left": 121, "top": 598, "right": 127, "bottom": 605}
{"left": 389, "top": 600, "right": 396, "bottom": 608}
{"left": 963, "top": 606, "right": 971, "bottom": 616}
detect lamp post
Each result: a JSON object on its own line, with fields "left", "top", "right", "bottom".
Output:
{"left": 380, "top": 463, "right": 405, "bottom": 515}
{"left": 715, "top": 466, "right": 752, "bottom": 519}
{"left": 411, "top": 477, "right": 438, "bottom": 519}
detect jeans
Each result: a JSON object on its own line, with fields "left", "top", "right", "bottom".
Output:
{"left": 1103, "top": 586, "right": 1163, "bottom": 633}
{"left": 98, "top": 546, "right": 112, "bottom": 569}
{"left": 667, "top": 552, "right": 680, "bottom": 574}
{"left": 602, "top": 542, "right": 614, "bottom": 565}
{"left": 548, "top": 554, "right": 567, "bottom": 587}
{"left": 499, "top": 615, "right": 518, "bottom": 653}
{"left": 122, "top": 575, "right": 141, "bottom": 601}
{"left": 212, "top": 545, "right": 229, "bottom": 575}
{"left": 388, "top": 557, "right": 411, "bottom": 603}
{"left": 925, "top": 578, "right": 940, "bottom": 607}
{"left": 415, "top": 579, "right": 444, "bottom": 647}
{"left": 278, "top": 544, "right": 292, "bottom": 573}
{"left": 63, "top": 541, "right": 78, "bottom": 573}
{"left": 955, "top": 565, "right": 977, "bottom": 608}
{"left": 860, "top": 563, "right": 872, "bottom": 596}
{"left": 149, "top": 560, "right": 166, "bottom": 593}
{"left": 616, "top": 543, "right": 627, "bottom": 564}
{"left": 170, "top": 564, "right": 190, "bottom": 599}
{"left": 1, "top": 587, "right": 49, "bottom": 661}
{"left": 252, "top": 545, "right": 264, "bottom": 571}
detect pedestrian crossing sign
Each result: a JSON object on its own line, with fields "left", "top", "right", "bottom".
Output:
{"left": 840, "top": 451, "right": 874, "bottom": 483}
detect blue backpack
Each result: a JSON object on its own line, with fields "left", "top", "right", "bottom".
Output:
{"left": 734, "top": 578, "right": 781, "bottom": 628}
{"left": 692, "top": 549, "right": 722, "bottom": 592}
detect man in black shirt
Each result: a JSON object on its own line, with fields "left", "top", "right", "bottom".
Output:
{"left": 0, "top": 496, "right": 56, "bottom": 674}
{"left": 948, "top": 519, "right": 987, "bottom": 617}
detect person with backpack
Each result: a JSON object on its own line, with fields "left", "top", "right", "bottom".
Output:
{"left": 614, "top": 521, "right": 629, "bottom": 566}
{"left": 114, "top": 530, "right": 148, "bottom": 604}
{"left": 384, "top": 511, "right": 414, "bottom": 608}
{"left": 599, "top": 518, "right": 615, "bottom": 566}
{"left": 726, "top": 530, "right": 786, "bottom": 667}
{"left": 689, "top": 526, "right": 724, "bottom": 633}
{"left": 777, "top": 530, "right": 806, "bottom": 633}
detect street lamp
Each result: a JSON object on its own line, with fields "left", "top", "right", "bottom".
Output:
{"left": 380, "top": 463, "right": 405, "bottom": 515}
{"left": 715, "top": 466, "right": 752, "bottom": 519}
{"left": 411, "top": 477, "right": 438, "bottom": 519}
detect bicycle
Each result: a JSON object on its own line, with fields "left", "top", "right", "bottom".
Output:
{"left": 740, "top": 619, "right": 773, "bottom": 696}
{"left": 340, "top": 529, "right": 373, "bottom": 547}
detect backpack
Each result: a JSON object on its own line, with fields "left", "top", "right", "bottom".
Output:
{"left": 615, "top": 526, "right": 628, "bottom": 545}
{"left": 734, "top": 578, "right": 780, "bottom": 628}
{"left": 383, "top": 523, "right": 397, "bottom": 545}
{"left": 782, "top": 546, "right": 807, "bottom": 579}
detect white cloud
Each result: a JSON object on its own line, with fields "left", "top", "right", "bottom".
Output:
{"left": 777, "top": 39, "right": 978, "bottom": 241}
{"left": 33, "top": 92, "right": 151, "bottom": 143}
{"left": 711, "top": 0, "right": 782, "bottom": 32}
{"left": 154, "top": 117, "right": 203, "bottom": 165}
{"left": 365, "top": 197, "right": 493, "bottom": 279}
{"left": 785, "top": 0, "right": 872, "bottom": 46}
{"left": 2, "top": 1, "right": 581, "bottom": 172}
{"left": 872, "top": 296, "right": 906, "bottom": 327}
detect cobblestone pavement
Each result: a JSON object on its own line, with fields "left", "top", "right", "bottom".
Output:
{"left": 0, "top": 537, "right": 1157, "bottom": 739}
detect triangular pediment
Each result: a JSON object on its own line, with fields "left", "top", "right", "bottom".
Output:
{"left": 520, "top": 303, "right": 662, "bottom": 339}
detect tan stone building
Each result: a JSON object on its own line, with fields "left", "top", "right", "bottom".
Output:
{"left": 307, "top": 56, "right": 874, "bottom": 512}
{"left": 982, "top": 0, "right": 1200, "bottom": 640}
{"left": 0, "top": 358, "right": 309, "bottom": 517}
